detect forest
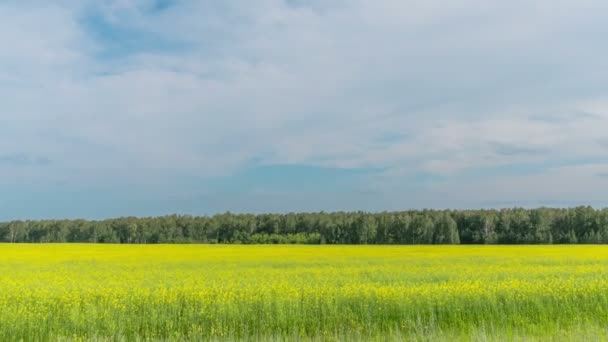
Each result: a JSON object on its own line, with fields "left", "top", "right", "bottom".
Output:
{"left": 1, "top": 206, "right": 607, "bottom": 244}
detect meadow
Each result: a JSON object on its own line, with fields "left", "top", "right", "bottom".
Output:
{"left": 1, "top": 245, "right": 608, "bottom": 341}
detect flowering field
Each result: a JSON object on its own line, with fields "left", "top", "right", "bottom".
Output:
{"left": 1, "top": 245, "right": 608, "bottom": 340}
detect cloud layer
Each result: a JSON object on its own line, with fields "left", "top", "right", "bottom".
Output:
{"left": 2, "top": 0, "right": 608, "bottom": 219}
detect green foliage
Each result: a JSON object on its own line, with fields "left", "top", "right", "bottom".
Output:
{"left": 1, "top": 206, "right": 608, "bottom": 244}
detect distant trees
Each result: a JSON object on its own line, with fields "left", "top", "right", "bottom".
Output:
{"left": 433, "top": 213, "right": 459, "bottom": 244}
{"left": 1, "top": 207, "right": 608, "bottom": 244}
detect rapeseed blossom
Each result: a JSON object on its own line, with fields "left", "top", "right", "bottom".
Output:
{"left": 0, "top": 245, "right": 607, "bottom": 340}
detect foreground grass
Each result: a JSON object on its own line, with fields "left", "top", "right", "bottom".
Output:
{"left": 1, "top": 245, "right": 608, "bottom": 340}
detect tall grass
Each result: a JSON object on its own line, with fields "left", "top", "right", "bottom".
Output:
{"left": 0, "top": 245, "right": 607, "bottom": 340}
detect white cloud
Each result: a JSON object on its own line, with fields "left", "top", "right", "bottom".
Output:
{"left": 1, "top": 0, "right": 608, "bottom": 211}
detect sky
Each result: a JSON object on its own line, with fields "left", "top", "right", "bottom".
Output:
{"left": 1, "top": 0, "right": 608, "bottom": 220}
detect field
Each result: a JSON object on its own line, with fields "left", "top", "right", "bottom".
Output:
{"left": 1, "top": 245, "right": 608, "bottom": 341}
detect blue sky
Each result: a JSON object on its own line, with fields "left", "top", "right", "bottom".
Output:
{"left": 2, "top": 0, "right": 608, "bottom": 220}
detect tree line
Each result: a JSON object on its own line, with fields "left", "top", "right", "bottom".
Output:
{"left": 1, "top": 206, "right": 608, "bottom": 244}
